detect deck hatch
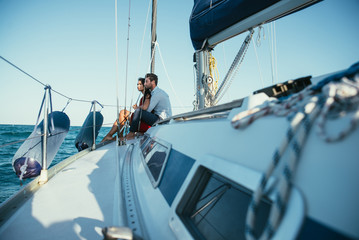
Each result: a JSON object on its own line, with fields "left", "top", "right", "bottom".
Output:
{"left": 177, "top": 167, "right": 272, "bottom": 240}
{"left": 140, "top": 135, "right": 171, "bottom": 188}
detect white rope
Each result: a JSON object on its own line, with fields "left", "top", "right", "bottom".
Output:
{"left": 244, "top": 96, "right": 321, "bottom": 240}
{"left": 231, "top": 64, "right": 359, "bottom": 239}
{"left": 317, "top": 75, "right": 359, "bottom": 142}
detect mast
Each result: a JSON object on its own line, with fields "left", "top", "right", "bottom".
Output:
{"left": 195, "top": 50, "right": 210, "bottom": 110}
{"left": 191, "top": 0, "right": 321, "bottom": 110}
{"left": 150, "top": 0, "right": 157, "bottom": 73}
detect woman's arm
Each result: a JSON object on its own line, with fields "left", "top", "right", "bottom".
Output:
{"left": 140, "top": 95, "right": 150, "bottom": 110}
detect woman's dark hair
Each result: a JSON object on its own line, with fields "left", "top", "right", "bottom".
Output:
{"left": 138, "top": 77, "right": 145, "bottom": 85}
{"left": 138, "top": 77, "right": 151, "bottom": 98}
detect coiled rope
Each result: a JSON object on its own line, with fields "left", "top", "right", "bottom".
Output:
{"left": 231, "top": 61, "right": 359, "bottom": 239}
{"left": 208, "top": 52, "right": 219, "bottom": 95}
{"left": 317, "top": 76, "right": 359, "bottom": 142}
{"left": 244, "top": 95, "right": 322, "bottom": 240}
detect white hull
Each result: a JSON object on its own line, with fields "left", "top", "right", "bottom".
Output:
{"left": 1, "top": 72, "right": 358, "bottom": 239}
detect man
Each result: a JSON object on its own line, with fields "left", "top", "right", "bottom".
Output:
{"left": 127, "top": 73, "right": 172, "bottom": 138}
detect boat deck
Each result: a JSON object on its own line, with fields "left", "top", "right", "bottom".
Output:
{"left": 0, "top": 142, "right": 123, "bottom": 240}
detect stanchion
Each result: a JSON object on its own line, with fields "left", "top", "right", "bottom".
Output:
{"left": 38, "top": 86, "right": 50, "bottom": 185}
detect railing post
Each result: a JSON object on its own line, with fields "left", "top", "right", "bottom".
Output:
{"left": 38, "top": 86, "right": 50, "bottom": 185}
{"left": 92, "top": 101, "right": 96, "bottom": 151}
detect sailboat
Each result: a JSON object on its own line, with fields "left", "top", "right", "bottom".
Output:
{"left": 1, "top": 0, "right": 358, "bottom": 239}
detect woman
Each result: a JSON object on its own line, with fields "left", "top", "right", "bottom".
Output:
{"left": 101, "top": 77, "right": 151, "bottom": 142}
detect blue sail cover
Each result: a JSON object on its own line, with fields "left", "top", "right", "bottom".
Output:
{"left": 189, "top": 0, "right": 280, "bottom": 50}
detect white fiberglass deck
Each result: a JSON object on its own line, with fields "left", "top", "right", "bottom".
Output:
{"left": 0, "top": 142, "right": 123, "bottom": 240}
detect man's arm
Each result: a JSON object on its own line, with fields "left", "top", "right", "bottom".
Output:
{"left": 147, "top": 93, "right": 160, "bottom": 113}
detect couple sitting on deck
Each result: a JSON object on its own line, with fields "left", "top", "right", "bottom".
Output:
{"left": 101, "top": 73, "right": 172, "bottom": 142}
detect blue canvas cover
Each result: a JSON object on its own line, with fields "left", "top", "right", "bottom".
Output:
{"left": 189, "top": 0, "right": 280, "bottom": 50}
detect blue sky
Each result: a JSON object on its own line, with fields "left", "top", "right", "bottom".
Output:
{"left": 0, "top": 0, "right": 358, "bottom": 126}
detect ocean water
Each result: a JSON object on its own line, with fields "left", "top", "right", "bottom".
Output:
{"left": 0, "top": 124, "right": 111, "bottom": 204}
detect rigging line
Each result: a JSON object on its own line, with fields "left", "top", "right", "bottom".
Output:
{"left": 268, "top": 23, "right": 273, "bottom": 84}
{"left": 1, "top": 125, "right": 75, "bottom": 151}
{"left": 48, "top": 88, "right": 55, "bottom": 131}
{"left": 273, "top": 21, "right": 278, "bottom": 82}
{"left": 252, "top": 37, "right": 264, "bottom": 88}
{"left": 130, "top": 0, "right": 152, "bottom": 104}
{"left": 124, "top": 0, "right": 132, "bottom": 113}
{"left": 268, "top": 22, "right": 277, "bottom": 85}
{"left": 222, "top": 44, "right": 228, "bottom": 73}
{"left": 156, "top": 43, "right": 185, "bottom": 109}
{"left": 115, "top": 0, "right": 120, "bottom": 123}
{"left": 269, "top": 22, "right": 278, "bottom": 84}
{"left": 0, "top": 120, "right": 111, "bottom": 150}
{"left": 215, "top": 29, "right": 254, "bottom": 104}
{"left": 19, "top": 129, "right": 72, "bottom": 159}
{"left": 103, "top": 122, "right": 119, "bottom": 127}
{"left": 0, "top": 55, "right": 109, "bottom": 106}
{"left": 0, "top": 126, "right": 75, "bottom": 149}
{"left": 0, "top": 55, "right": 45, "bottom": 87}
{"left": 62, "top": 98, "right": 72, "bottom": 112}
{"left": 51, "top": 88, "right": 94, "bottom": 104}
{"left": 0, "top": 134, "right": 44, "bottom": 149}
